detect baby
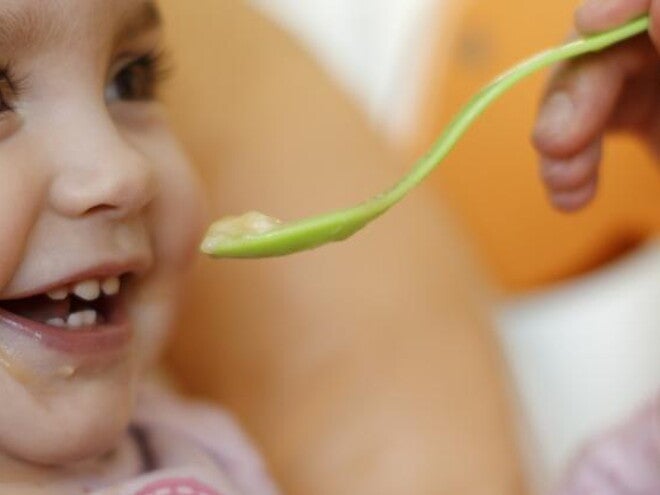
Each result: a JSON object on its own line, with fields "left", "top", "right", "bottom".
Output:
{"left": 534, "top": 0, "right": 660, "bottom": 493}
{"left": 0, "top": 0, "right": 278, "bottom": 493}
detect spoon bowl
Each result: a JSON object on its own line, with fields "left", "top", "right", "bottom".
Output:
{"left": 202, "top": 15, "right": 650, "bottom": 259}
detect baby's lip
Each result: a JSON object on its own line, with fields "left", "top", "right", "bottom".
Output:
{"left": 0, "top": 303, "right": 131, "bottom": 356}
{"left": 0, "top": 258, "right": 149, "bottom": 357}
{"left": 1, "top": 258, "right": 150, "bottom": 301}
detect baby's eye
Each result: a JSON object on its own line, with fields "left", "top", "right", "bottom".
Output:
{"left": 0, "top": 80, "right": 14, "bottom": 112}
{"left": 105, "top": 51, "right": 168, "bottom": 103}
{"left": 0, "top": 65, "right": 22, "bottom": 113}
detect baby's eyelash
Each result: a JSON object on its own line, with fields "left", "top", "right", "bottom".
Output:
{"left": 136, "top": 49, "right": 173, "bottom": 86}
{"left": 0, "top": 62, "right": 26, "bottom": 94}
{"left": 108, "top": 48, "right": 173, "bottom": 102}
{"left": 0, "top": 62, "right": 26, "bottom": 112}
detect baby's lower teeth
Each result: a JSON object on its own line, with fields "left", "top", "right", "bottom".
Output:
{"left": 64, "top": 310, "right": 98, "bottom": 328}
{"left": 81, "top": 310, "right": 97, "bottom": 326}
{"left": 47, "top": 318, "right": 66, "bottom": 328}
{"left": 46, "top": 311, "right": 100, "bottom": 329}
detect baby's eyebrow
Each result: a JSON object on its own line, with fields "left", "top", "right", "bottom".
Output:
{"left": 0, "top": 3, "right": 61, "bottom": 51}
{"left": 0, "top": 1, "right": 162, "bottom": 53}
{"left": 115, "top": 1, "right": 162, "bottom": 43}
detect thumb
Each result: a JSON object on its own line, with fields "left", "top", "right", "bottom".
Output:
{"left": 576, "top": 0, "right": 660, "bottom": 53}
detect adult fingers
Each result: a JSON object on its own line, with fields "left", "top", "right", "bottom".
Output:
{"left": 576, "top": 0, "right": 650, "bottom": 33}
{"left": 533, "top": 36, "right": 656, "bottom": 159}
{"left": 576, "top": 0, "right": 660, "bottom": 53}
{"left": 540, "top": 139, "right": 602, "bottom": 194}
{"left": 549, "top": 177, "right": 598, "bottom": 212}
{"left": 540, "top": 140, "right": 601, "bottom": 212}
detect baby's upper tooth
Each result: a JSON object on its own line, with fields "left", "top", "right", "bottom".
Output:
{"left": 47, "top": 288, "right": 68, "bottom": 301}
{"left": 72, "top": 279, "right": 101, "bottom": 301}
{"left": 101, "top": 277, "right": 120, "bottom": 296}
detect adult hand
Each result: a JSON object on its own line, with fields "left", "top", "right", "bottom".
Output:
{"left": 533, "top": 0, "right": 660, "bottom": 212}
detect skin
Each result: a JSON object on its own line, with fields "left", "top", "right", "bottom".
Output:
{"left": 0, "top": 0, "right": 205, "bottom": 489}
{"left": 534, "top": 0, "right": 660, "bottom": 211}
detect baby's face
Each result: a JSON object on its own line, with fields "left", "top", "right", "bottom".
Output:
{"left": 0, "top": 0, "right": 205, "bottom": 465}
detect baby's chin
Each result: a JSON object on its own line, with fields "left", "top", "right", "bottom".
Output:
{"left": 0, "top": 347, "right": 139, "bottom": 466}
{"left": 0, "top": 275, "right": 179, "bottom": 466}
{"left": 0, "top": 274, "right": 178, "bottom": 466}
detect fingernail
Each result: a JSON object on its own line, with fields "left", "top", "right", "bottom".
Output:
{"left": 579, "top": 0, "right": 616, "bottom": 16}
{"left": 535, "top": 92, "right": 575, "bottom": 142}
{"left": 579, "top": 0, "right": 604, "bottom": 13}
{"left": 577, "top": 0, "right": 635, "bottom": 32}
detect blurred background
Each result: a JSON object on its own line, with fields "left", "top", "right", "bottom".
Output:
{"left": 158, "top": 0, "right": 660, "bottom": 494}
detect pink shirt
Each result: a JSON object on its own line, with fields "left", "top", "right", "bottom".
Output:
{"left": 555, "top": 395, "right": 660, "bottom": 495}
{"left": 89, "top": 382, "right": 281, "bottom": 495}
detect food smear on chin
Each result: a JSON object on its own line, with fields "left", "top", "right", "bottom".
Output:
{"left": 0, "top": 344, "right": 36, "bottom": 385}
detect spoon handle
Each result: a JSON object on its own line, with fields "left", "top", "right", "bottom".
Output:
{"left": 202, "top": 15, "right": 650, "bottom": 259}
{"left": 386, "top": 15, "right": 650, "bottom": 203}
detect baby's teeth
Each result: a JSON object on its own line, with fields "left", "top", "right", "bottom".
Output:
{"left": 47, "top": 289, "right": 68, "bottom": 301}
{"left": 67, "top": 311, "right": 85, "bottom": 328}
{"left": 81, "top": 310, "right": 97, "bottom": 326}
{"left": 73, "top": 280, "right": 101, "bottom": 301}
{"left": 67, "top": 310, "right": 98, "bottom": 328}
{"left": 101, "top": 277, "right": 120, "bottom": 296}
{"left": 47, "top": 318, "right": 66, "bottom": 327}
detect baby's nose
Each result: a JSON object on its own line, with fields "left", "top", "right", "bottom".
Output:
{"left": 48, "top": 130, "right": 156, "bottom": 220}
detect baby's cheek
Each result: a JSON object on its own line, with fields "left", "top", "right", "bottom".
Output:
{"left": 151, "top": 155, "right": 208, "bottom": 273}
{"left": 0, "top": 166, "right": 45, "bottom": 292}
{"left": 130, "top": 276, "right": 180, "bottom": 369}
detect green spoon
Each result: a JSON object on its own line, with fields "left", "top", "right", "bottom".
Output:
{"left": 201, "top": 15, "right": 650, "bottom": 259}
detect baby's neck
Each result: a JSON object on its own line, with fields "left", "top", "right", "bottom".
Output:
{"left": 0, "top": 432, "right": 141, "bottom": 493}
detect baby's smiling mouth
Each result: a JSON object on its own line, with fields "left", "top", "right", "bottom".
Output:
{"left": 0, "top": 276, "right": 123, "bottom": 330}
{"left": 0, "top": 269, "right": 136, "bottom": 355}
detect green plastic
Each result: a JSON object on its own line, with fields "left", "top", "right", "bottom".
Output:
{"left": 201, "top": 15, "right": 650, "bottom": 259}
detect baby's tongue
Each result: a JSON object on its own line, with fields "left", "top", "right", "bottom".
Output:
{"left": 0, "top": 295, "right": 71, "bottom": 323}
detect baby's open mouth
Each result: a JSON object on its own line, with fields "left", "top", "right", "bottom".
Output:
{"left": 0, "top": 276, "right": 123, "bottom": 330}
